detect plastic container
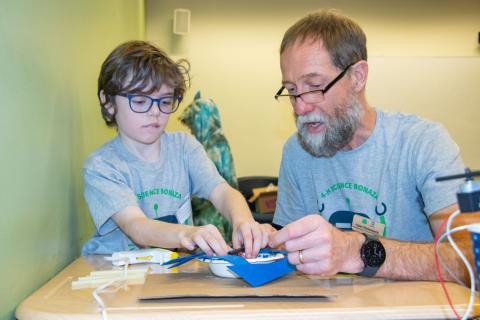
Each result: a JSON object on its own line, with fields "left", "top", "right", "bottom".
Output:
{"left": 468, "top": 223, "right": 480, "bottom": 289}
{"left": 204, "top": 252, "right": 285, "bottom": 278}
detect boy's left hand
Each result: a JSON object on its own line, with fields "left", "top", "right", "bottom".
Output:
{"left": 232, "top": 220, "right": 271, "bottom": 258}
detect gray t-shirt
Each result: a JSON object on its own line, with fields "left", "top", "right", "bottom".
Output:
{"left": 273, "top": 109, "right": 464, "bottom": 242}
{"left": 82, "top": 132, "right": 225, "bottom": 255}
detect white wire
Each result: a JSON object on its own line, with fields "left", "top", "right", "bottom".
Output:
{"left": 436, "top": 224, "right": 470, "bottom": 286}
{"left": 92, "top": 257, "right": 130, "bottom": 320}
{"left": 442, "top": 209, "right": 476, "bottom": 320}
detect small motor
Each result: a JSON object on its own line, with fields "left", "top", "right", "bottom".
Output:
{"left": 436, "top": 168, "right": 480, "bottom": 213}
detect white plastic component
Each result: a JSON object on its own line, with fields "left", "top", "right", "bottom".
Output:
{"left": 206, "top": 252, "right": 285, "bottom": 278}
{"left": 208, "top": 259, "right": 237, "bottom": 278}
{"left": 106, "top": 248, "right": 179, "bottom": 266}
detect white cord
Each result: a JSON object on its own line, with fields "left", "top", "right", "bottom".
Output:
{"left": 92, "top": 257, "right": 130, "bottom": 320}
{"left": 441, "top": 210, "right": 477, "bottom": 320}
{"left": 436, "top": 224, "right": 470, "bottom": 286}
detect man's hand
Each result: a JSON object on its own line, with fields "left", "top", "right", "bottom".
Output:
{"left": 179, "top": 224, "right": 231, "bottom": 256}
{"left": 268, "top": 214, "right": 364, "bottom": 275}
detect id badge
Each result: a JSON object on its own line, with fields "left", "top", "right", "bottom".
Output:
{"left": 352, "top": 214, "right": 385, "bottom": 237}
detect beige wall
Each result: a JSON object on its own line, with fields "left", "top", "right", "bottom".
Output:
{"left": 146, "top": 0, "right": 480, "bottom": 177}
{"left": 0, "top": 1, "right": 144, "bottom": 319}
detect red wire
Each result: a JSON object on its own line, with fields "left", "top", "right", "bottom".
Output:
{"left": 434, "top": 215, "right": 461, "bottom": 320}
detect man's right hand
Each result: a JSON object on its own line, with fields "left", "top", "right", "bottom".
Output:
{"left": 268, "top": 214, "right": 364, "bottom": 275}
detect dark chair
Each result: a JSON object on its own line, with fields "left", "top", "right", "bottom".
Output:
{"left": 237, "top": 176, "right": 278, "bottom": 223}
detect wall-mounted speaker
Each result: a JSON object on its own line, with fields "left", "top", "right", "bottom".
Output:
{"left": 173, "top": 8, "right": 191, "bottom": 35}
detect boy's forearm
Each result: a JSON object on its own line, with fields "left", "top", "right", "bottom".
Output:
{"left": 137, "top": 219, "right": 195, "bottom": 249}
{"left": 210, "top": 183, "right": 254, "bottom": 226}
{"left": 115, "top": 210, "right": 193, "bottom": 249}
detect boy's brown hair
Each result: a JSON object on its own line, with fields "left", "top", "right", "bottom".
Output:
{"left": 280, "top": 10, "right": 367, "bottom": 70}
{"left": 98, "top": 40, "right": 190, "bottom": 127}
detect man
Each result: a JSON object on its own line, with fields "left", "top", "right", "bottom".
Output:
{"left": 269, "top": 10, "right": 474, "bottom": 281}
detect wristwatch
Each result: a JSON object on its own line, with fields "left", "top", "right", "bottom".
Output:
{"left": 357, "top": 233, "right": 386, "bottom": 277}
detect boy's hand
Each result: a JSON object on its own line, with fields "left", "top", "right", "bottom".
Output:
{"left": 179, "top": 224, "right": 231, "bottom": 256}
{"left": 262, "top": 223, "right": 277, "bottom": 235}
{"left": 232, "top": 220, "right": 270, "bottom": 259}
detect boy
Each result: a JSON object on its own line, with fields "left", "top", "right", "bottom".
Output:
{"left": 82, "top": 40, "right": 268, "bottom": 258}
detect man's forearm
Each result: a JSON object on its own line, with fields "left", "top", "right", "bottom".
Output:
{"left": 376, "top": 237, "right": 469, "bottom": 282}
{"left": 373, "top": 207, "right": 476, "bottom": 282}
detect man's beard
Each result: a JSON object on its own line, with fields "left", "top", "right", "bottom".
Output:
{"left": 295, "top": 94, "right": 363, "bottom": 158}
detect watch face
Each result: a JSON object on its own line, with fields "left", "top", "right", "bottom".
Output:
{"left": 362, "top": 240, "right": 386, "bottom": 267}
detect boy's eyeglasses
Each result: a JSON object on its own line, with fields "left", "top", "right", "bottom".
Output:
{"left": 117, "top": 93, "right": 183, "bottom": 114}
{"left": 274, "top": 62, "right": 355, "bottom": 106}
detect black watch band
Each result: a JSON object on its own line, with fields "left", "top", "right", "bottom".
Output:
{"left": 357, "top": 233, "right": 386, "bottom": 277}
{"left": 358, "top": 261, "right": 380, "bottom": 277}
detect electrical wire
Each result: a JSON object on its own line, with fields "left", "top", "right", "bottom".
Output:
{"left": 445, "top": 211, "right": 476, "bottom": 320}
{"left": 434, "top": 213, "right": 461, "bottom": 320}
{"left": 437, "top": 225, "right": 471, "bottom": 286}
{"left": 92, "top": 257, "right": 130, "bottom": 320}
{"left": 435, "top": 225, "right": 472, "bottom": 320}
{"left": 434, "top": 209, "right": 477, "bottom": 320}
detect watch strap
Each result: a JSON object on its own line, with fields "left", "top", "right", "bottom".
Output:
{"left": 357, "top": 264, "right": 379, "bottom": 277}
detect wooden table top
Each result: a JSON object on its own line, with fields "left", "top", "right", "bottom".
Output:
{"left": 16, "top": 255, "right": 480, "bottom": 320}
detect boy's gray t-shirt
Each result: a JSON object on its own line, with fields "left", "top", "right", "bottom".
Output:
{"left": 273, "top": 109, "right": 464, "bottom": 242}
{"left": 82, "top": 132, "right": 225, "bottom": 255}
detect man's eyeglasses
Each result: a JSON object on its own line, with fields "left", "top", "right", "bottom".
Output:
{"left": 117, "top": 93, "right": 183, "bottom": 114}
{"left": 274, "top": 63, "right": 355, "bottom": 105}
